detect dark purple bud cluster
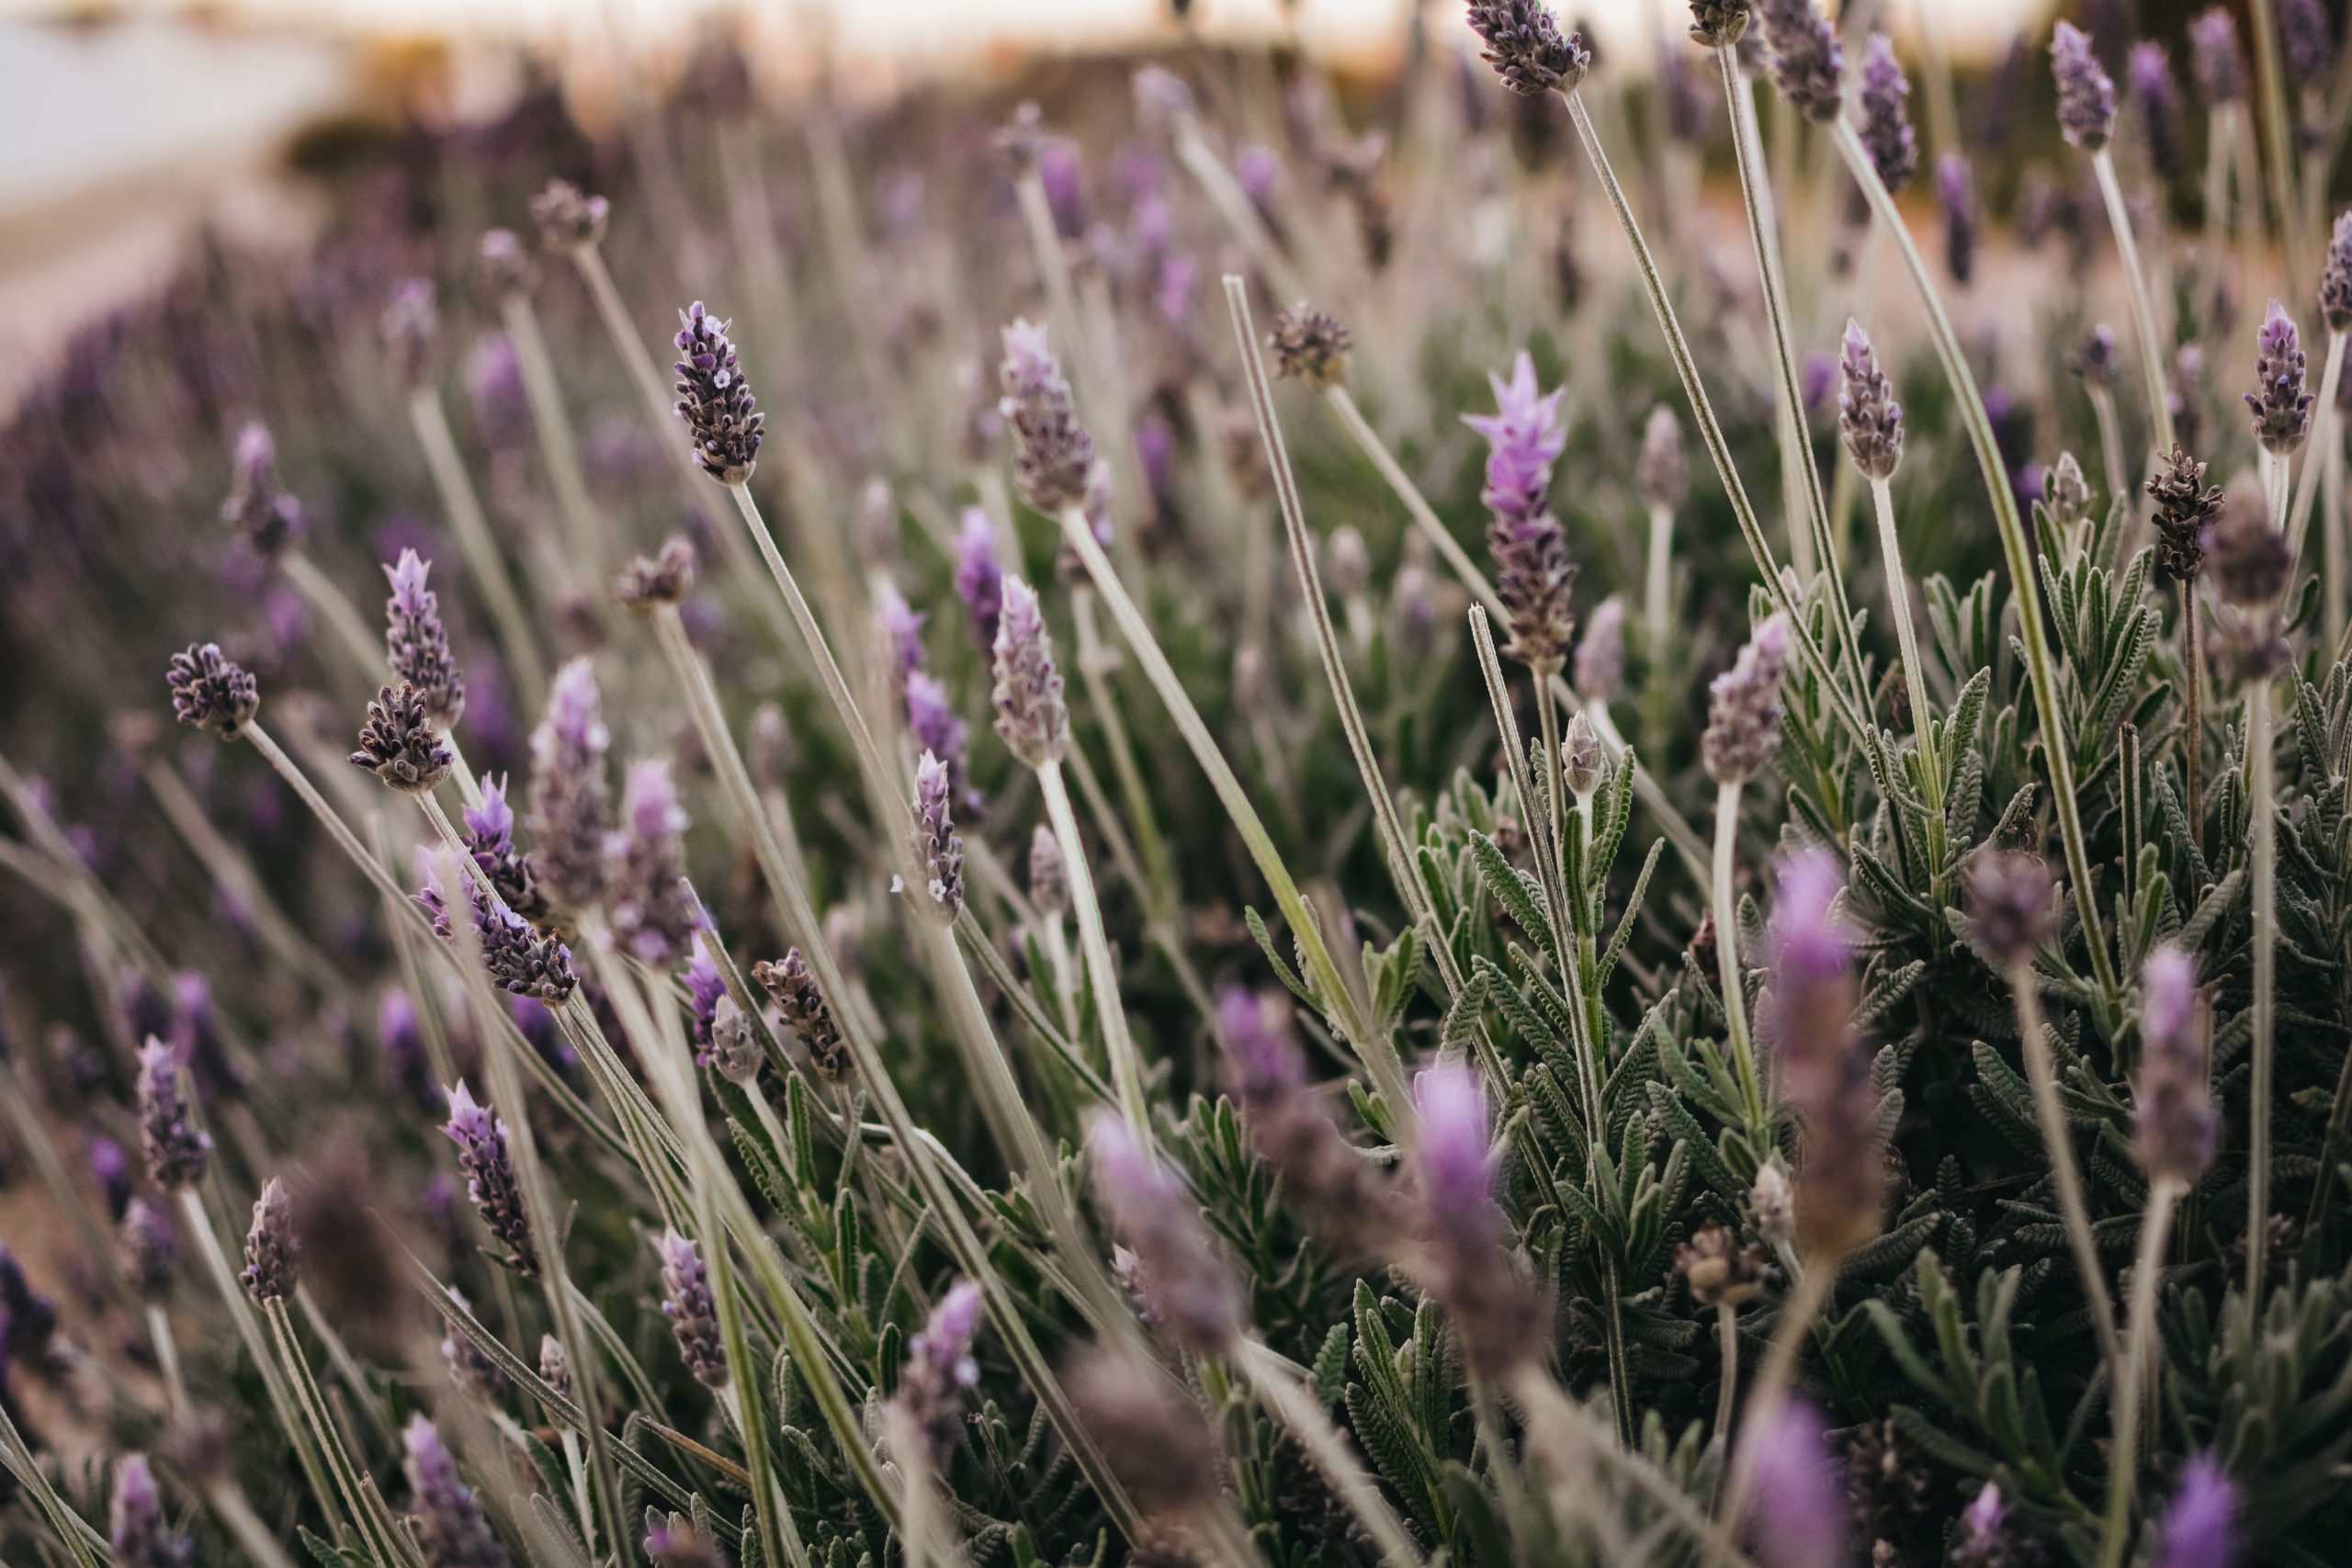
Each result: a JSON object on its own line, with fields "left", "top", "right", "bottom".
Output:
{"left": 239, "top": 1177, "right": 300, "bottom": 1303}
{"left": 1962, "top": 850, "right": 2055, "bottom": 966}
{"left": 1465, "top": 2, "right": 1591, "bottom": 97}
{"left": 421, "top": 857, "right": 578, "bottom": 1005}
{"left": 1857, "top": 36, "right": 1917, "bottom": 193}
{"left": 673, "top": 301, "right": 763, "bottom": 486}
{"left": 444, "top": 1082, "right": 537, "bottom": 1277}
{"left": 1466, "top": 352, "right": 1577, "bottom": 672}
{"left": 1687, "top": 0, "right": 1751, "bottom": 49}
{"left": 402, "top": 1416, "right": 511, "bottom": 1568}
{"left": 656, "top": 1230, "right": 727, "bottom": 1388}
{"left": 753, "top": 948, "right": 844, "bottom": 1077}
{"left": 166, "top": 643, "right": 259, "bottom": 739}
{"left": 137, "top": 1038, "right": 211, "bottom": 1190}
{"left": 1757, "top": 0, "right": 1844, "bottom": 121}
{"left": 2050, "top": 22, "right": 2118, "bottom": 152}
{"left": 2245, "top": 301, "right": 2314, "bottom": 454}
{"left": 894, "top": 1280, "right": 983, "bottom": 1464}
{"left": 616, "top": 536, "right": 696, "bottom": 614}
{"left": 1837, "top": 320, "right": 1905, "bottom": 480}
{"left": 1269, "top": 304, "right": 1351, "bottom": 389}
{"left": 2147, "top": 446, "right": 2222, "bottom": 581}
{"left": 350, "top": 683, "right": 456, "bottom": 794}
{"left": 384, "top": 551, "right": 466, "bottom": 728}
{"left": 999, "top": 320, "right": 1094, "bottom": 514}
{"left": 1702, "top": 613, "right": 1792, "bottom": 784}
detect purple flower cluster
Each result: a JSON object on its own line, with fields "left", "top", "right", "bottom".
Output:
{"left": 383, "top": 550, "right": 466, "bottom": 728}
{"left": 656, "top": 1230, "right": 728, "bottom": 1388}
{"left": 606, "top": 759, "right": 695, "bottom": 964}
{"left": 894, "top": 1280, "right": 983, "bottom": 1463}
{"left": 528, "top": 659, "right": 612, "bottom": 912}
{"left": 445, "top": 1081, "right": 537, "bottom": 1276}
{"left": 673, "top": 300, "right": 763, "bottom": 485}
{"left": 1465, "top": 352, "right": 1577, "bottom": 672}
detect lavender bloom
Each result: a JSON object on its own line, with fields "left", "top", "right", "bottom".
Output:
{"left": 444, "top": 1081, "right": 536, "bottom": 1277}
{"left": 2322, "top": 211, "right": 2352, "bottom": 334}
{"left": 999, "top": 320, "right": 1094, "bottom": 514}
{"left": 1837, "top": 320, "right": 1905, "bottom": 480}
{"left": 1575, "top": 594, "right": 1625, "bottom": 704}
{"left": 1938, "top": 153, "right": 1977, "bottom": 286}
{"left": 379, "top": 991, "right": 442, "bottom": 1116}
{"left": 537, "top": 1336, "right": 572, "bottom": 1401}
{"left": 673, "top": 301, "right": 763, "bottom": 486}
{"left": 1029, "top": 822, "right": 1069, "bottom": 915}
{"left": 2206, "top": 476, "right": 2294, "bottom": 606}
{"left": 172, "top": 972, "right": 245, "bottom": 1101}
{"left": 422, "top": 858, "right": 578, "bottom": 1004}
{"left": 606, "top": 759, "right": 695, "bottom": 964}
{"left": 1745, "top": 1397, "right": 1843, "bottom": 1568}
{"left": 1856, "top": 36, "right": 1918, "bottom": 192}
{"left": 2051, "top": 22, "right": 2118, "bottom": 152}
{"left": 2045, "top": 451, "right": 2095, "bottom": 527}
{"left": 1963, "top": 850, "right": 2055, "bottom": 964}
{"left": 239, "top": 1176, "right": 299, "bottom": 1303}
{"left": 384, "top": 551, "right": 466, "bottom": 727}
{"left": 461, "top": 774, "right": 548, "bottom": 928}
{"left": 1133, "top": 64, "right": 1196, "bottom": 129}
{"left": 955, "top": 507, "right": 1006, "bottom": 651}
{"left": 110, "top": 1455, "right": 187, "bottom": 1568}
{"left": 895, "top": 1279, "right": 983, "bottom": 1463}
{"left": 1766, "top": 850, "right": 1883, "bottom": 1259}
{"left": 657, "top": 1230, "right": 728, "bottom": 1388}
{"left": 1464, "top": 3, "right": 1589, "bottom": 96}
{"left": 1702, "top": 612, "right": 1792, "bottom": 784}
{"left": 137, "top": 1038, "right": 210, "bottom": 1190}
{"left": 1409, "top": 1062, "right": 1547, "bottom": 1376}
{"left": 440, "top": 1289, "right": 502, "bottom": 1394}
{"left": 616, "top": 536, "right": 695, "bottom": 614}
{"left": 476, "top": 228, "right": 534, "bottom": 298}
{"left": 2154, "top": 1453, "right": 2240, "bottom": 1568}
{"left": 1636, "top": 404, "right": 1687, "bottom": 513}
{"left": 220, "top": 422, "right": 305, "bottom": 557}
{"left": 90, "top": 1134, "right": 131, "bottom": 1219}
{"left": 685, "top": 936, "right": 728, "bottom": 1065}
{"left": 1465, "top": 352, "right": 1577, "bottom": 672}
{"left": 350, "top": 683, "right": 454, "bottom": 794}
{"left": 1757, "top": 0, "right": 1844, "bottom": 121}
{"left": 753, "top": 949, "right": 844, "bottom": 1077}
{"left": 2148, "top": 445, "right": 2223, "bottom": 581}
{"left": 1064, "top": 1349, "right": 1221, "bottom": 1517}
{"left": 2136, "top": 945, "right": 2218, "bottom": 1182}
{"left": 166, "top": 643, "right": 258, "bottom": 739}
{"left": 644, "top": 1522, "right": 727, "bottom": 1568}
{"left": 2245, "top": 300, "right": 2315, "bottom": 454}
{"left": 875, "top": 584, "right": 926, "bottom": 680}
{"left": 402, "top": 1415, "right": 511, "bottom": 1568}
{"left": 2132, "top": 43, "right": 2186, "bottom": 183}
{"left": 1951, "top": 1483, "right": 2012, "bottom": 1568}
{"left": 2081, "top": 323, "right": 2121, "bottom": 388}
{"left": 527, "top": 658, "right": 611, "bottom": 911}
{"left": 912, "top": 750, "right": 964, "bottom": 922}
{"left": 1270, "top": 304, "right": 1351, "bottom": 389}
{"left": 382, "top": 278, "right": 437, "bottom": 388}
{"left": 530, "top": 178, "right": 608, "bottom": 252}
{"left": 2281, "top": 0, "right": 2335, "bottom": 91}
{"left": 1219, "top": 987, "right": 1399, "bottom": 1258}
{"left": 1090, "top": 1113, "right": 1240, "bottom": 1354}
{"left": 464, "top": 333, "right": 527, "bottom": 446}
{"left": 991, "top": 577, "right": 1069, "bottom": 769}
{"left": 2190, "top": 8, "right": 2247, "bottom": 105}
{"left": 108, "top": 1202, "right": 167, "bottom": 1313}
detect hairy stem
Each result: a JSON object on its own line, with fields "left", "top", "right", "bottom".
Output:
{"left": 2097, "top": 1178, "right": 2182, "bottom": 1568}
{"left": 1870, "top": 476, "right": 1948, "bottom": 874}
{"left": 1713, "top": 781, "right": 1765, "bottom": 1140}
{"left": 2090, "top": 150, "right": 2179, "bottom": 460}
{"left": 406, "top": 387, "right": 547, "bottom": 705}
{"left": 2008, "top": 960, "right": 2125, "bottom": 1376}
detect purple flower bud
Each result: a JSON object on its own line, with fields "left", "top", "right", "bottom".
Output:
{"left": 2135, "top": 945, "right": 2218, "bottom": 1182}
{"left": 2154, "top": 1454, "right": 2240, "bottom": 1568}
{"left": 424, "top": 858, "right": 579, "bottom": 1005}
{"left": 2045, "top": 451, "right": 2096, "bottom": 527}
{"left": 1636, "top": 403, "right": 1687, "bottom": 513}
{"left": 350, "top": 683, "right": 455, "bottom": 794}
{"left": 166, "top": 643, "right": 258, "bottom": 739}
{"left": 378, "top": 990, "right": 441, "bottom": 1115}
{"left": 2281, "top": 0, "right": 2335, "bottom": 90}
{"left": 2191, "top": 9, "right": 2247, "bottom": 105}
{"left": 1089, "top": 1113, "right": 1240, "bottom": 1354}
{"left": 999, "top": 320, "right": 1094, "bottom": 514}
{"left": 2319, "top": 211, "right": 2352, "bottom": 335}
{"left": 121, "top": 1197, "right": 177, "bottom": 1303}
{"left": 461, "top": 773, "right": 548, "bottom": 928}
{"left": 528, "top": 658, "right": 611, "bottom": 912}
{"left": 1857, "top": 35, "right": 1918, "bottom": 191}
{"left": 2245, "top": 299, "right": 2314, "bottom": 454}
{"left": 1744, "top": 1397, "right": 1844, "bottom": 1568}
{"left": 1764, "top": 851, "right": 1883, "bottom": 1258}
{"left": 607, "top": 759, "right": 694, "bottom": 964}
{"left": 239, "top": 1176, "right": 300, "bottom": 1303}
{"left": 172, "top": 972, "right": 245, "bottom": 1102}
{"left": 615, "top": 536, "right": 696, "bottom": 615}
{"left": 537, "top": 1335, "right": 572, "bottom": 1401}
{"left": 1219, "top": 988, "right": 1398, "bottom": 1258}
{"left": 685, "top": 936, "right": 729, "bottom": 1066}
{"left": 531, "top": 178, "right": 609, "bottom": 253}
{"left": 1575, "top": 594, "right": 1626, "bottom": 704}
{"left": 382, "top": 278, "right": 438, "bottom": 388}
{"left": 110, "top": 1455, "right": 187, "bottom": 1568}
{"left": 912, "top": 750, "right": 965, "bottom": 922}
{"left": 2132, "top": 43, "right": 2187, "bottom": 184}
{"left": 753, "top": 949, "right": 843, "bottom": 1077}
{"left": 221, "top": 421, "right": 305, "bottom": 557}
{"left": 137, "top": 1038, "right": 210, "bottom": 1190}
{"left": 1758, "top": 0, "right": 1844, "bottom": 121}
{"left": 464, "top": 333, "right": 527, "bottom": 447}
{"left": 1407, "top": 1062, "right": 1549, "bottom": 1373}
{"left": 402, "top": 1415, "right": 511, "bottom": 1568}
{"left": 2051, "top": 22, "right": 2118, "bottom": 151}
{"left": 2205, "top": 474, "right": 2294, "bottom": 606}
{"left": 1963, "top": 850, "right": 2055, "bottom": 964}
{"left": 656, "top": 1230, "right": 727, "bottom": 1388}
{"left": 1465, "top": 352, "right": 1577, "bottom": 671}
{"left": 673, "top": 301, "right": 763, "bottom": 486}
{"left": 1702, "top": 612, "right": 1792, "bottom": 784}
{"left": 1837, "top": 319, "right": 1905, "bottom": 480}
{"left": 895, "top": 1279, "right": 983, "bottom": 1463}
{"left": 991, "top": 577, "right": 1069, "bottom": 769}
{"left": 875, "top": 583, "right": 926, "bottom": 677}
{"left": 1465, "top": 2, "right": 1592, "bottom": 96}
{"left": 1938, "top": 153, "right": 1977, "bottom": 286}
{"left": 2148, "top": 445, "right": 2223, "bottom": 581}
{"left": 644, "top": 1522, "right": 726, "bottom": 1568}
{"left": 444, "top": 1081, "right": 537, "bottom": 1277}
{"left": 1953, "top": 1482, "right": 2011, "bottom": 1567}
{"left": 954, "top": 507, "right": 1006, "bottom": 652}
{"left": 1133, "top": 65, "right": 1197, "bottom": 130}
{"left": 90, "top": 1134, "right": 131, "bottom": 1220}
{"left": 384, "top": 551, "right": 466, "bottom": 728}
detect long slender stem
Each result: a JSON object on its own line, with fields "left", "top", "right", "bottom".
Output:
{"left": 2287, "top": 331, "right": 2346, "bottom": 562}
{"left": 2087, "top": 386, "right": 2131, "bottom": 509}
{"left": 1713, "top": 1258, "right": 1836, "bottom": 1549}
{"left": 406, "top": 389, "right": 547, "bottom": 705}
{"left": 2008, "top": 961, "right": 2125, "bottom": 1376}
{"left": 500, "top": 291, "right": 604, "bottom": 576}
{"left": 1645, "top": 501, "right": 1675, "bottom": 655}
{"left": 1713, "top": 781, "right": 1765, "bottom": 1138}
{"left": 2097, "top": 1179, "right": 2182, "bottom": 1568}
{"left": 1870, "top": 477, "right": 1948, "bottom": 874}
{"left": 2091, "top": 151, "right": 2180, "bottom": 460}
{"left": 2248, "top": 459, "right": 2284, "bottom": 1299}
{"left": 2183, "top": 585, "right": 2206, "bottom": 850}
{"left": 1713, "top": 1302, "right": 1739, "bottom": 1449}
{"left": 1834, "top": 119, "right": 2120, "bottom": 1001}
{"left": 1038, "top": 759, "right": 1155, "bottom": 1153}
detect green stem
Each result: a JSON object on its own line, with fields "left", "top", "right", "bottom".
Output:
{"left": 2097, "top": 1179, "right": 2182, "bottom": 1568}
{"left": 1713, "top": 780, "right": 1766, "bottom": 1139}
{"left": 1870, "top": 476, "right": 1949, "bottom": 875}
{"left": 2009, "top": 960, "right": 2125, "bottom": 1378}
{"left": 406, "top": 387, "right": 547, "bottom": 705}
{"left": 1039, "top": 758, "right": 1156, "bottom": 1153}
{"left": 2090, "top": 150, "right": 2179, "bottom": 460}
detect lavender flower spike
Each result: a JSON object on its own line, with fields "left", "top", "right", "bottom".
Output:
{"left": 912, "top": 750, "right": 965, "bottom": 922}
{"left": 1938, "top": 154, "right": 1977, "bottom": 286}
{"left": 1089, "top": 1111, "right": 1240, "bottom": 1354}
{"left": 954, "top": 506, "right": 1005, "bottom": 651}
{"left": 166, "top": 643, "right": 258, "bottom": 739}
{"left": 1465, "top": 352, "right": 1577, "bottom": 672}
{"left": 991, "top": 576, "right": 1069, "bottom": 769}
{"left": 1464, "top": 3, "right": 1589, "bottom": 96}
{"left": 402, "top": 1415, "right": 512, "bottom": 1568}
{"left": 463, "top": 773, "right": 548, "bottom": 926}
{"left": 2323, "top": 210, "right": 2352, "bottom": 334}
{"left": 999, "top": 319, "right": 1094, "bottom": 514}
{"left": 1857, "top": 36, "right": 1918, "bottom": 193}
{"left": 1269, "top": 304, "right": 1351, "bottom": 389}
{"left": 2132, "top": 44, "right": 2186, "bottom": 184}
{"left": 382, "top": 278, "right": 437, "bottom": 389}
{"left": 221, "top": 421, "right": 305, "bottom": 557}
{"left": 527, "top": 658, "right": 612, "bottom": 912}
{"left": 2135, "top": 945, "right": 2218, "bottom": 1183}
{"left": 673, "top": 301, "right": 763, "bottom": 486}
{"left": 895, "top": 1279, "right": 983, "bottom": 1463}
{"left": 1635, "top": 404, "right": 1687, "bottom": 513}
{"left": 1409, "top": 1062, "right": 1547, "bottom": 1376}
{"left": 1837, "top": 320, "right": 1905, "bottom": 480}
{"left": 2051, "top": 22, "right": 2118, "bottom": 152}
{"left": 2245, "top": 300, "right": 2314, "bottom": 455}
{"left": 1574, "top": 595, "right": 1625, "bottom": 705}
{"left": 1743, "top": 1397, "right": 1844, "bottom": 1568}
{"left": 1757, "top": 0, "right": 1845, "bottom": 122}
{"left": 385, "top": 550, "right": 466, "bottom": 727}
{"left": 2153, "top": 1453, "right": 2239, "bottom": 1568}
{"left": 121, "top": 1197, "right": 177, "bottom": 1302}
{"left": 137, "top": 1037, "right": 210, "bottom": 1190}
{"left": 444, "top": 1081, "right": 537, "bottom": 1277}
{"left": 607, "top": 759, "right": 695, "bottom": 964}
{"left": 239, "top": 1176, "right": 300, "bottom": 1303}
{"left": 2281, "top": 0, "right": 2335, "bottom": 91}
{"left": 1689, "top": 2, "right": 1751, "bottom": 50}
{"left": 531, "top": 178, "right": 608, "bottom": 253}
{"left": 657, "top": 1230, "right": 728, "bottom": 1388}
{"left": 351, "top": 683, "right": 455, "bottom": 793}
{"left": 754, "top": 948, "right": 844, "bottom": 1077}
{"left": 110, "top": 1455, "right": 186, "bottom": 1568}
{"left": 2189, "top": 7, "right": 2247, "bottom": 106}
{"left": 1701, "top": 612, "right": 1792, "bottom": 784}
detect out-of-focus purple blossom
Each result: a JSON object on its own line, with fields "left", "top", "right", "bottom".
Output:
{"left": 685, "top": 936, "right": 728, "bottom": 1065}
{"left": 172, "top": 972, "right": 246, "bottom": 1101}
{"left": 445, "top": 1080, "right": 536, "bottom": 1276}
{"left": 1465, "top": 352, "right": 1577, "bottom": 671}
{"left": 1039, "top": 140, "right": 1087, "bottom": 238}
{"left": 382, "top": 278, "right": 438, "bottom": 388}
{"left": 673, "top": 301, "right": 763, "bottom": 486}
{"left": 238, "top": 1176, "right": 299, "bottom": 1303}
{"left": 753, "top": 949, "right": 843, "bottom": 1077}
{"left": 1745, "top": 1397, "right": 1843, "bottom": 1568}
{"left": 379, "top": 990, "right": 443, "bottom": 1116}
{"left": 2190, "top": 8, "right": 2247, "bottom": 105}
{"left": 0, "top": 1247, "right": 56, "bottom": 1362}
{"left": 1757, "top": 0, "right": 1843, "bottom": 121}
{"left": 2206, "top": 475, "right": 2295, "bottom": 607}
{"left": 464, "top": 333, "right": 528, "bottom": 447}
{"left": 954, "top": 507, "right": 1006, "bottom": 653}
{"left": 440, "top": 1288, "right": 502, "bottom": 1394}
{"left": 1216, "top": 987, "right": 1398, "bottom": 1258}
{"left": 2051, "top": 22, "right": 2118, "bottom": 151}
{"left": 875, "top": 584, "right": 926, "bottom": 678}
{"left": 1857, "top": 35, "right": 1918, "bottom": 191}
{"left": 120, "top": 1198, "right": 177, "bottom": 1303}
{"left": 606, "top": 759, "right": 695, "bottom": 964}
{"left": 1702, "top": 612, "right": 1791, "bottom": 784}
{"left": 1000, "top": 320, "right": 1095, "bottom": 514}
{"left": 384, "top": 551, "right": 466, "bottom": 727}
{"left": 2132, "top": 43, "right": 2187, "bottom": 183}
{"left": 1064, "top": 1349, "right": 1220, "bottom": 1519}
{"left": 644, "top": 1522, "right": 726, "bottom": 1568}
{"left": 1133, "top": 64, "right": 1197, "bottom": 129}
{"left": 110, "top": 1454, "right": 187, "bottom": 1568}
{"left": 2245, "top": 300, "right": 2314, "bottom": 454}
{"left": 2153, "top": 1453, "right": 2240, "bottom": 1568}
{"left": 1637, "top": 404, "right": 1687, "bottom": 512}
{"left": 401, "top": 1415, "right": 511, "bottom": 1568}
{"left": 2136, "top": 945, "right": 2218, "bottom": 1182}
{"left": 1408, "top": 1061, "right": 1546, "bottom": 1375}
{"left": 2081, "top": 322, "right": 2121, "bottom": 388}
{"left": 528, "top": 658, "right": 611, "bottom": 912}
{"left": 2281, "top": 0, "right": 2335, "bottom": 90}
{"left": 895, "top": 1279, "right": 982, "bottom": 1463}
{"left": 89, "top": 1135, "right": 131, "bottom": 1220}
{"left": 615, "top": 536, "right": 695, "bottom": 615}
{"left": 220, "top": 422, "right": 305, "bottom": 558}
{"left": 1090, "top": 1113, "right": 1239, "bottom": 1353}
{"left": 137, "top": 1038, "right": 210, "bottom": 1190}
{"left": 1799, "top": 347, "right": 1837, "bottom": 418}
{"left": 1766, "top": 850, "right": 1883, "bottom": 1259}
{"left": 461, "top": 773, "right": 548, "bottom": 927}
{"left": 1662, "top": 39, "right": 1715, "bottom": 142}
{"left": 1938, "top": 153, "right": 1976, "bottom": 286}
{"left": 656, "top": 1230, "right": 727, "bottom": 1388}
{"left": 2321, "top": 210, "right": 2352, "bottom": 333}
{"left": 1575, "top": 595, "right": 1625, "bottom": 704}
{"left": 1029, "top": 822, "right": 1069, "bottom": 916}
{"left": 1963, "top": 850, "right": 2055, "bottom": 965}
{"left": 531, "top": 178, "right": 608, "bottom": 253}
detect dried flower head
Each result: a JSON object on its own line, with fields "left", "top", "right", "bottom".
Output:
{"left": 673, "top": 301, "right": 763, "bottom": 485}
{"left": 2245, "top": 300, "right": 2313, "bottom": 455}
{"left": 2051, "top": 22, "right": 2118, "bottom": 151}
{"left": 1688, "top": 1, "right": 1751, "bottom": 49}
{"left": 1676, "top": 1222, "right": 1767, "bottom": 1307}
{"left": 616, "top": 536, "right": 696, "bottom": 614}
{"left": 166, "top": 643, "right": 259, "bottom": 739}
{"left": 999, "top": 320, "right": 1095, "bottom": 513}
{"left": 1465, "top": 2, "right": 1590, "bottom": 96}
{"left": 1757, "top": 0, "right": 1845, "bottom": 121}
{"left": 384, "top": 551, "right": 466, "bottom": 727}
{"left": 530, "top": 178, "right": 609, "bottom": 252}
{"left": 1963, "top": 850, "right": 2055, "bottom": 966}
{"left": 754, "top": 948, "right": 844, "bottom": 1077}
{"left": 220, "top": 421, "right": 306, "bottom": 557}
{"left": 2147, "top": 446, "right": 2223, "bottom": 581}
{"left": 137, "top": 1038, "right": 210, "bottom": 1190}
{"left": 1702, "top": 612, "right": 1792, "bottom": 784}
{"left": 1270, "top": 304, "right": 1351, "bottom": 389}
{"left": 350, "top": 683, "right": 455, "bottom": 794}
{"left": 656, "top": 1230, "right": 727, "bottom": 1387}
{"left": 239, "top": 1176, "right": 299, "bottom": 1303}
{"left": 1858, "top": 36, "right": 1918, "bottom": 191}
{"left": 444, "top": 1081, "right": 537, "bottom": 1277}
{"left": 1837, "top": 320, "right": 1905, "bottom": 480}
{"left": 2135, "top": 945, "right": 2218, "bottom": 1183}
{"left": 991, "top": 576, "right": 1069, "bottom": 769}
